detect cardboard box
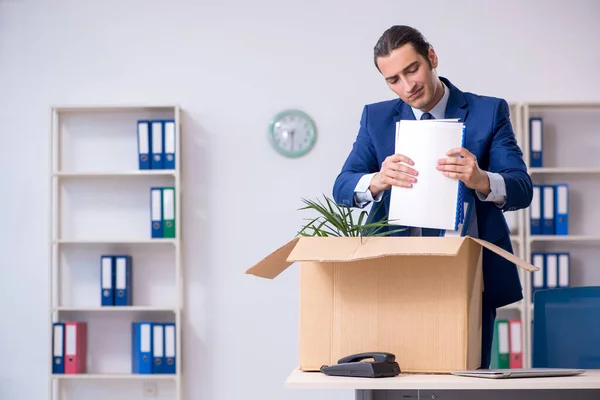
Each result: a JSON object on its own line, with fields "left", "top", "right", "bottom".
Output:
{"left": 246, "top": 236, "right": 537, "bottom": 374}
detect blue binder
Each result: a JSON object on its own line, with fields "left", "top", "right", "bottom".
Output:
{"left": 52, "top": 322, "right": 65, "bottom": 374}
{"left": 151, "top": 120, "right": 164, "bottom": 169}
{"left": 530, "top": 185, "right": 541, "bottom": 235}
{"left": 452, "top": 126, "right": 467, "bottom": 231}
{"left": 114, "top": 255, "right": 132, "bottom": 306}
{"left": 132, "top": 322, "right": 153, "bottom": 374}
{"left": 164, "top": 322, "right": 176, "bottom": 374}
{"left": 100, "top": 255, "right": 114, "bottom": 306}
{"left": 557, "top": 252, "right": 570, "bottom": 288}
{"left": 163, "top": 120, "right": 176, "bottom": 170}
{"left": 545, "top": 253, "right": 558, "bottom": 290}
{"left": 153, "top": 323, "right": 166, "bottom": 374}
{"left": 554, "top": 183, "right": 568, "bottom": 235}
{"left": 531, "top": 252, "right": 545, "bottom": 302}
{"left": 137, "top": 120, "right": 151, "bottom": 170}
{"left": 542, "top": 185, "right": 555, "bottom": 235}
{"left": 150, "top": 187, "right": 163, "bottom": 238}
{"left": 529, "top": 117, "right": 543, "bottom": 167}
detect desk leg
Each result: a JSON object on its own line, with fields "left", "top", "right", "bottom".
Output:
{"left": 357, "top": 389, "right": 600, "bottom": 400}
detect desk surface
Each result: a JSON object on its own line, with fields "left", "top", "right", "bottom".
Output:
{"left": 285, "top": 369, "right": 600, "bottom": 390}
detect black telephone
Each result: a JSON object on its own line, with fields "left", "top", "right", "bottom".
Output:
{"left": 320, "top": 352, "right": 401, "bottom": 378}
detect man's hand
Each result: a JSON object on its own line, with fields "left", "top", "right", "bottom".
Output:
{"left": 436, "top": 147, "right": 491, "bottom": 195}
{"left": 369, "top": 153, "right": 418, "bottom": 197}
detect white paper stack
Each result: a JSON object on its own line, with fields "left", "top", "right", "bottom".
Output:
{"left": 388, "top": 119, "right": 466, "bottom": 231}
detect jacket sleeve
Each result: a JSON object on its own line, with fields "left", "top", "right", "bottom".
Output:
{"left": 489, "top": 99, "right": 533, "bottom": 212}
{"left": 333, "top": 105, "right": 380, "bottom": 207}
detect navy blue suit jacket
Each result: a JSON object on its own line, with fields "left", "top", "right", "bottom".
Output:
{"left": 333, "top": 77, "right": 533, "bottom": 308}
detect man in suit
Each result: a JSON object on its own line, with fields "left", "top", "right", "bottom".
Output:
{"left": 332, "top": 25, "right": 533, "bottom": 369}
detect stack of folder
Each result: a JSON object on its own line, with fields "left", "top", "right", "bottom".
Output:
{"left": 137, "top": 119, "right": 176, "bottom": 170}
{"left": 490, "top": 319, "right": 522, "bottom": 369}
{"left": 150, "top": 187, "right": 176, "bottom": 238}
{"left": 132, "top": 322, "right": 176, "bottom": 374}
{"left": 101, "top": 254, "right": 132, "bottom": 306}
{"left": 52, "top": 322, "right": 88, "bottom": 374}
{"left": 531, "top": 252, "right": 571, "bottom": 302}
{"left": 530, "top": 183, "right": 568, "bottom": 235}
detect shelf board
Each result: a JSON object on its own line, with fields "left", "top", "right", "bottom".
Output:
{"left": 53, "top": 170, "right": 176, "bottom": 178}
{"left": 529, "top": 235, "right": 600, "bottom": 242}
{"left": 529, "top": 167, "right": 600, "bottom": 174}
{"left": 52, "top": 373, "right": 177, "bottom": 380}
{"left": 52, "top": 104, "right": 179, "bottom": 113}
{"left": 53, "top": 306, "right": 177, "bottom": 313}
{"left": 54, "top": 239, "right": 176, "bottom": 245}
{"left": 526, "top": 102, "right": 600, "bottom": 110}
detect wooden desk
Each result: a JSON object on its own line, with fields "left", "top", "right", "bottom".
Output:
{"left": 285, "top": 369, "right": 600, "bottom": 400}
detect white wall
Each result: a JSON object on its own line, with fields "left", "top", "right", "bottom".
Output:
{"left": 1, "top": 0, "right": 599, "bottom": 399}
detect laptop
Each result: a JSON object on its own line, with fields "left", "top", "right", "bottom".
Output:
{"left": 451, "top": 368, "right": 586, "bottom": 379}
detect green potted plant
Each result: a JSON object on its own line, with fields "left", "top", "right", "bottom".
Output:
{"left": 297, "top": 194, "right": 407, "bottom": 238}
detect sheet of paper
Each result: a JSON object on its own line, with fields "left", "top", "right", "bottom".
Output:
{"left": 388, "top": 119, "right": 465, "bottom": 231}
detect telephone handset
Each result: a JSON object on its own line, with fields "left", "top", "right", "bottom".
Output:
{"left": 320, "top": 351, "right": 401, "bottom": 378}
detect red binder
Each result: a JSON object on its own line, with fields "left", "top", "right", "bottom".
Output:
{"left": 64, "top": 322, "right": 88, "bottom": 374}
{"left": 509, "top": 319, "right": 522, "bottom": 368}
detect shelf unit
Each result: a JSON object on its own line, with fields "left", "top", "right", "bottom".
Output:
{"left": 520, "top": 102, "right": 600, "bottom": 368}
{"left": 49, "top": 105, "right": 183, "bottom": 400}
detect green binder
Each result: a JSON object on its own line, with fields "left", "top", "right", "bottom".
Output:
{"left": 490, "top": 319, "right": 510, "bottom": 368}
{"left": 162, "top": 186, "right": 176, "bottom": 238}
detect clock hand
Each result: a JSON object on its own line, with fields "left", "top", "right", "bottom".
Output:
{"left": 289, "top": 129, "right": 295, "bottom": 152}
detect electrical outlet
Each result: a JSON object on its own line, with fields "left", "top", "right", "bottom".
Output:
{"left": 142, "top": 381, "right": 157, "bottom": 397}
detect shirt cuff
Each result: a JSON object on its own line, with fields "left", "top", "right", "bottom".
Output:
{"left": 354, "top": 173, "right": 383, "bottom": 208}
{"left": 475, "top": 171, "right": 506, "bottom": 208}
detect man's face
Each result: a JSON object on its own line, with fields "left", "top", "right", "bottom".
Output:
{"left": 376, "top": 43, "right": 440, "bottom": 111}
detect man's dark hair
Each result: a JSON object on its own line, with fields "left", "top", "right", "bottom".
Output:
{"left": 373, "top": 25, "right": 432, "bottom": 71}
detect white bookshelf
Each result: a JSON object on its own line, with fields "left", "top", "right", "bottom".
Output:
{"left": 49, "top": 105, "right": 183, "bottom": 400}
{"left": 495, "top": 102, "right": 527, "bottom": 369}
{"left": 520, "top": 102, "right": 600, "bottom": 368}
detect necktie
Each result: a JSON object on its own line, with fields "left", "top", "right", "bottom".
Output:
{"left": 421, "top": 112, "right": 434, "bottom": 120}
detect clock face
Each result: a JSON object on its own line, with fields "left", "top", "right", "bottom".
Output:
{"left": 268, "top": 109, "right": 317, "bottom": 158}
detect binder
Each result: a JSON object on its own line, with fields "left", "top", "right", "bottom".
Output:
{"left": 151, "top": 120, "right": 164, "bottom": 169}
{"left": 508, "top": 319, "right": 523, "bottom": 368}
{"left": 114, "top": 255, "right": 132, "bottom": 306}
{"left": 132, "top": 322, "right": 153, "bottom": 374}
{"left": 100, "top": 255, "right": 114, "bottom": 306}
{"left": 490, "top": 319, "right": 510, "bottom": 368}
{"left": 164, "top": 323, "right": 176, "bottom": 374}
{"left": 555, "top": 184, "right": 569, "bottom": 235}
{"left": 558, "top": 252, "right": 570, "bottom": 288}
{"left": 530, "top": 185, "right": 541, "bottom": 235}
{"left": 389, "top": 119, "right": 466, "bottom": 230}
{"left": 545, "top": 253, "right": 558, "bottom": 290}
{"left": 164, "top": 120, "right": 176, "bottom": 170}
{"left": 531, "top": 253, "right": 545, "bottom": 302}
{"left": 150, "top": 187, "right": 163, "bottom": 238}
{"left": 529, "top": 117, "right": 543, "bottom": 167}
{"left": 542, "top": 185, "right": 555, "bottom": 235}
{"left": 153, "top": 323, "right": 166, "bottom": 374}
{"left": 64, "top": 322, "right": 87, "bottom": 374}
{"left": 52, "top": 322, "right": 65, "bottom": 374}
{"left": 137, "top": 120, "right": 151, "bottom": 170}
{"left": 162, "top": 187, "right": 176, "bottom": 238}
{"left": 442, "top": 194, "right": 473, "bottom": 237}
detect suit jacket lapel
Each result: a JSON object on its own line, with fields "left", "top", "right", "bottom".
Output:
{"left": 442, "top": 77, "right": 469, "bottom": 122}
{"left": 394, "top": 100, "right": 416, "bottom": 123}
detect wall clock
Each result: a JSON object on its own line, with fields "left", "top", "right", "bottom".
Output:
{"left": 268, "top": 109, "right": 317, "bottom": 158}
